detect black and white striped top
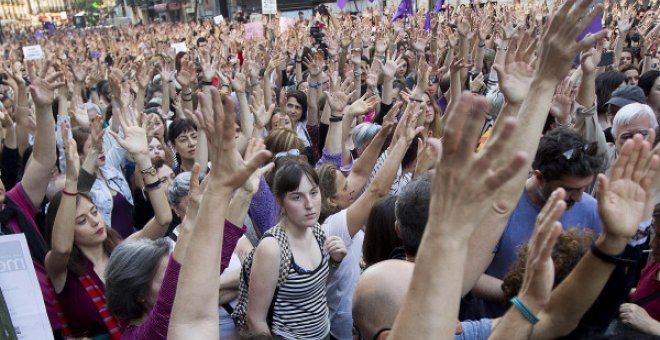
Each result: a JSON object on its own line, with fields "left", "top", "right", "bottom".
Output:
{"left": 270, "top": 248, "right": 330, "bottom": 339}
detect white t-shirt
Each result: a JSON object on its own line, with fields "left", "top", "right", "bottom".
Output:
{"left": 321, "top": 209, "right": 364, "bottom": 340}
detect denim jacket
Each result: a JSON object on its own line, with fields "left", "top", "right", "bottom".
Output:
{"left": 77, "top": 131, "right": 133, "bottom": 228}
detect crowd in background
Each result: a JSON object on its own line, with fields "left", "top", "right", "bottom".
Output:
{"left": 1, "top": 0, "right": 660, "bottom": 339}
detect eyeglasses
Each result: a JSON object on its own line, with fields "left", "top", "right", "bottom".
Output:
{"left": 619, "top": 129, "right": 650, "bottom": 141}
{"left": 275, "top": 149, "right": 301, "bottom": 160}
{"left": 561, "top": 142, "right": 598, "bottom": 161}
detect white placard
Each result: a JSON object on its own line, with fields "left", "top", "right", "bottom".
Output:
{"left": 262, "top": 0, "right": 277, "bottom": 14}
{"left": 213, "top": 15, "right": 224, "bottom": 25}
{"left": 170, "top": 42, "right": 188, "bottom": 54}
{"left": 22, "top": 45, "right": 44, "bottom": 61}
{"left": 0, "top": 234, "right": 54, "bottom": 340}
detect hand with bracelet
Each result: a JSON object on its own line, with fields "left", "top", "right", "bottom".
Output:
{"left": 108, "top": 106, "right": 158, "bottom": 186}
{"left": 324, "top": 74, "right": 355, "bottom": 122}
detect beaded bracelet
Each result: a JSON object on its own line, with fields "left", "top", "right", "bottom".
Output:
{"left": 510, "top": 296, "right": 539, "bottom": 325}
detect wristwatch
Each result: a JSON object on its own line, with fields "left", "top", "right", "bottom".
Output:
{"left": 140, "top": 166, "right": 158, "bottom": 177}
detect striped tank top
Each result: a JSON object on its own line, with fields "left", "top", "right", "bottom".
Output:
{"left": 269, "top": 242, "right": 330, "bottom": 339}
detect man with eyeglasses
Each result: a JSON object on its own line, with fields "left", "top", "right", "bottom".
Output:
{"left": 478, "top": 128, "right": 605, "bottom": 318}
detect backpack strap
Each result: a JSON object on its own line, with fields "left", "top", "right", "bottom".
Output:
{"left": 269, "top": 225, "right": 293, "bottom": 286}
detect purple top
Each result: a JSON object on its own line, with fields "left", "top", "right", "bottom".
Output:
{"left": 5, "top": 183, "right": 61, "bottom": 330}
{"left": 436, "top": 95, "right": 448, "bottom": 113}
{"left": 121, "top": 256, "right": 181, "bottom": 340}
{"left": 248, "top": 176, "right": 279, "bottom": 235}
{"left": 112, "top": 193, "right": 134, "bottom": 239}
{"left": 58, "top": 260, "right": 107, "bottom": 337}
{"left": 222, "top": 221, "right": 247, "bottom": 273}
{"left": 315, "top": 150, "right": 342, "bottom": 169}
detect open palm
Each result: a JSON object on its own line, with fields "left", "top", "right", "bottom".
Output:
{"left": 598, "top": 136, "right": 658, "bottom": 239}
{"left": 494, "top": 61, "right": 534, "bottom": 105}
{"left": 599, "top": 178, "right": 646, "bottom": 239}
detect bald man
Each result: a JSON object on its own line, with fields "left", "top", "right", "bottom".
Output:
{"left": 353, "top": 260, "right": 494, "bottom": 340}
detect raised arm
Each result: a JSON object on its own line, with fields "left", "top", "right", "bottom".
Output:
{"left": 464, "top": 2, "right": 606, "bottom": 297}
{"left": 345, "top": 102, "right": 399, "bottom": 195}
{"left": 389, "top": 93, "right": 527, "bottom": 340}
{"left": 231, "top": 71, "right": 253, "bottom": 138}
{"left": 346, "top": 103, "right": 423, "bottom": 237}
{"left": 322, "top": 74, "right": 354, "bottom": 155}
{"left": 168, "top": 86, "right": 272, "bottom": 340}
{"left": 45, "top": 124, "right": 80, "bottom": 294}
{"left": 108, "top": 109, "right": 172, "bottom": 241}
{"left": 489, "top": 189, "right": 566, "bottom": 340}
{"left": 23, "top": 64, "right": 64, "bottom": 208}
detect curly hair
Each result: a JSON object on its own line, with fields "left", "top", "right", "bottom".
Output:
{"left": 501, "top": 228, "right": 594, "bottom": 301}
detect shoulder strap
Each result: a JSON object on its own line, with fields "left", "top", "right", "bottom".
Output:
{"left": 270, "top": 225, "right": 293, "bottom": 286}
{"left": 632, "top": 290, "right": 660, "bottom": 306}
{"left": 312, "top": 223, "right": 326, "bottom": 248}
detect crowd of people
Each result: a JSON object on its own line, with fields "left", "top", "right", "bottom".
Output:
{"left": 0, "top": 0, "right": 660, "bottom": 339}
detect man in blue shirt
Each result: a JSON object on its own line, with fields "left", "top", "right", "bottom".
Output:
{"left": 479, "top": 128, "right": 605, "bottom": 317}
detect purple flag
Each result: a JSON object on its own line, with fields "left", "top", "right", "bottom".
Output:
{"left": 471, "top": 0, "right": 480, "bottom": 16}
{"left": 434, "top": 0, "right": 444, "bottom": 12}
{"left": 337, "top": 0, "right": 349, "bottom": 9}
{"left": 391, "top": 0, "right": 413, "bottom": 21}
{"left": 424, "top": 12, "right": 431, "bottom": 30}
{"left": 575, "top": 14, "right": 603, "bottom": 64}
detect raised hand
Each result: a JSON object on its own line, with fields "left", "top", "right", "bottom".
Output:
{"left": 492, "top": 32, "right": 536, "bottom": 105}
{"left": 195, "top": 87, "right": 272, "bottom": 190}
{"left": 62, "top": 123, "right": 80, "bottom": 181}
{"left": 135, "top": 60, "right": 152, "bottom": 89}
{"left": 176, "top": 60, "right": 197, "bottom": 88}
{"left": 598, "top": 134, "right": 659, "bottom": 245}
{"left": 617, "top": 9, "right": 633, "bottom": 34}
{"left": 535, "top": 0, "right": 606, "bottom": 84}
{"left": 366, "top": 61, "right": 381, "bottom": 88}
{"left": 108, "top": 108, "right": 149, "bottom": 157}
{"left": 29, "top": 71, "right": 65, "bottom": 107}
{"left": 69, "top": 62, "right": 88, "bottom": 84}
{"left": 230, "top": 71, "right": 248, "bottom": 93}
{"left": 549, "top": 78, "right": 574, "bottom": 124}
{"left": 580, "top": 38, "right": 604, "bottom": 75}
{"left": 158, "top": 62, "right": 174, "bottom": 83}
{"left": 430, "top": 92, "right": 527, "bottom": 238}
{"left": 517, "top": 189, "right": 566, "bottom": 313}
{"left": 324, "top": 74, "right": 354, "bottom": 113}
{"left": 469, "top": 72, "right": 485, "bottom": 93}
{"left": 241, "top": 138, "right": 275, "bottom": 194}
{"left": 250, "top": 86, "right": 275, "bottom": 129}
{"left": 383, "top": 51, "right": 406, "bottom": 79}
{"left": 346, "top": 93, "right": 379, "bottom": 117}
{"left": 393, "top": 102, "right": 424, "bottom": 145}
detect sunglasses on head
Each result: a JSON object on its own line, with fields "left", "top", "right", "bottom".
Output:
{"left": 275, "top": 149, "right": 301, "bottom": 160}
{"left": 561, "top": 142, "right": 598, "bottom": 161}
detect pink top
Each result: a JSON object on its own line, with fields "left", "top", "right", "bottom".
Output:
{"left": 5, "top": 183, "right": 61, "bottom": 330}
{"left": 630, "top": 261, "right": 660, "bottom": 320}
{"left": 121, "top": 256, "right": 181, "bottom": 340}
